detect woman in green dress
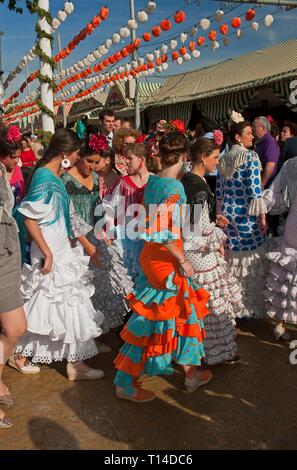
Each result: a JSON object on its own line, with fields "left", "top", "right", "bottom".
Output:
{"left": 62, "top": 134, "right": 133, "bottom": 335}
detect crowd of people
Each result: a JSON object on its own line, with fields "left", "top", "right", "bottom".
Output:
{"left": 1, "top": 107, "right": 297, "bottom": 427}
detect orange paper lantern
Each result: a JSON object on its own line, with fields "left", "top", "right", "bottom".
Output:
{"left": 92, "top": 16, "right": 101, "bottom": 27}
{"left": 100, "top": 6, "right": 109, "bottom": 20}
{"left": 231, "top": 17, "right": 241, "bottom": 28}
{"left": 245, "top": 9, "right": 256, "bottom": 21}
{"left": 219, "top": 24, "right": 228, "bottom": 35}
{"left": 142, "top": 32, "right": 151, "bottom": 42}
{"left": 134, "top": 38, "right": 141, "bottom": 49}
{"left": 174, "top": 10, "right": 186, "bottom": 24}
{"left": 208, "top": 31, "right": 217, "bottom": 41}
{"left": 172, "top": 51, "right": 179, "bottom": 60}
{"left": 179, "top": 46, "right": 187, "bottom": 56}
{"left": 197, "top": 36, "right": 205, "bottom": 47}
{"left": 160, "top": 18, "right": 172, "bottom": 31}
{"left": 189, "top": 41, "right": 196, "bottom": 52}
{"left": 152, "top": 26, "right": 161, "bottom": 37}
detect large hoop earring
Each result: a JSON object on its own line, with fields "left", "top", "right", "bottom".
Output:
{"left": 61, "top": 155, "right": 71, "bottom": 169}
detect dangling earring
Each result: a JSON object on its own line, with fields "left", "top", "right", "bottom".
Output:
{"left": 61, "top": 154, "right": 71, "bottom": 169}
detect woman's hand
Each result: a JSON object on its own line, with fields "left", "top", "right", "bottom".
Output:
{"left": 179, "top": 259, "right": 195, "bottom": 278}
{"left": 216, "top": 214, "right": 229, "bottom": 229}
{"left": 40, "top": 251, "right": 53, "bottom": 275}
{"left": 259, "top": 213, "right": 268, "bottom": 234}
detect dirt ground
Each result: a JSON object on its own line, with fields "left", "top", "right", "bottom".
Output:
{"left": 1, "top": 319, "right": 297, "bottom": 450}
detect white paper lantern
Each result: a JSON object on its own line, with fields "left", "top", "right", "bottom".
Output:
{"left": 154, "top": 49, "right": 160, "bottom": 58}
{"left": 138, "top": 58, "right": 145, "bottom": 65}
{"left": 74, "top": 64, "right": 81, "bottom": 71}
{"left": 170, "top": 39, "right": 178, "bottom": 50}
{"left": 120, "top": 27, "right": 130, "bottom": 38}
{"left": 148, "top": 68, "right": 155, "bottom": 75}
{"left": 190, "top": 26, "right": 198, "bottom": 37}
{"left": 143, "top": 70, "right": 149, "bottom": 77}
{"left": 161, "top": 44, "right": 168, "bottom": 54}
{"left": 61, "top": 70, "right": 66, "bottom": 78}
{"left": 180, "top": 33, "right": 187, "bottom": 44}
{"left": 200, "top": 18, "right": 210, "bottom": 30}
{"left": 137, "top": 10, "right": 148, "bottom": 22}
{"left": 128, "top": 19, "right": 138, "bottom": 30}
{"left": 94, "top": 50, "right": 101, "bottom": 60}
{"left": 51, "top": 18, "right": 61, "bottom": 30}
{"left": 211, "top": 40, "right": 220, "bottom": 51}
{"left": 112, "top": 33, "right": 121, "bottom": 44}
{"left": 146, "top": 1, "right": 156, "bottom": 14}
{"left": 146, "top": 53, "right": 154, "bottom": 62}
{"left": 128, "top": 75, "right": 133, "bottom": 80}
{"left": 131, "top": 60, "right": 138, "bottom": 69}
{"left": 57, "top": 10, "right": 67, "bottom": 22}
{"left": 264, "top": 15, "right": 273, "bottom": 27}
{"left": 98, "top": 45, "right": 108, "bottom": 55}
{"left": 156, "top": 65, "right": 163, "bottom": 73}
{"left": 215, "top": 10, "right": 224, "bottom": 23}
{"left": 64, "top": 2, "right": 74, "bottom": 15}
{"left": 177, "top": 57, "right": 183, "bottom": 65}
{"left": 83, "top": 58, "right": 90, "bottom": 67}
{"left": 223, "top": 38, "right": 230, "bottom": 46}
{"left": 119, "top": 66, "right": 125, "bottom": 73}
{"left": 78, "top": 61, "right": 84, "bottom": 69}
{"left": 88, "top": 54, "right": 96, "bottom": 63}
{"left": 251, "top": 22, "right": 259, "bottom": 31}
{"left": 192, "top": 49, "right": 201, "bottom": 58}
{"left": 183, "top": 53, "right": 191, "bottom": 62}
{"left": 126, "top": 64, "right": 131, "bottom": 71}
{"left": 162, "top": 63, "right": 168, "bottom": 71}
{"left": 105, "top": 39, "right": 112, "bottom": 49}
{"left": 124, "top": 76, "right": 128, "bottom": 82}
{"left": 236, "top": 29, "right": 244, "bottom": 39}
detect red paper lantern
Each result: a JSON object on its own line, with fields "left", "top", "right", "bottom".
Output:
{"left": 100, "top": 6, "right": 109, "bottom": 20}
{"left": 142, "top": 32, "right": 151, "bottom": 42}
{"left": 127, "top": 43, "right": 136, "bottom": 54}
{"left": 134, "top": 38, "right": 141, "bottom": 49}
{"left": 147, "top": 62, "right": 155, "bottom": 69}
{"left": 174, "top": 10, "right": 186, "bottom": 24}
{"left": 172, "top": 51, "right": 179, "bottom": 60}
{"left": 231, "top": 17, "right": 241, "bottom": 28}
{"left": 152, "top": 26, "right": 161, "bottom": 37}
{"left": 208, "top": 31, "right": 217, "bottom": 41}
{"left": 79, "top": 29, "right": 87, "bottom": 40}
{"left": 160, "top": 18, "right": 172, "bottom": 31}
{"left": 197, "top": 36, "right": 205, "bottom": 47}
{"left": 92, "top": 16, "right": 101, "bottom": 27}
{"left": 179, "top": 46, "right": 187, "bottom": 56}
{"left": 219, "top": 24, "right": 228, "bottom": 35}
{"left": 161, "top": 54, "right": 168, "bottom": 63}
{"left": 86, "top": 23, "right": 94, "bottom": 35}
{"left": 121, "top": 48, "right": 129, "bottom": 58}
{"left": 245, "top": 9, "right": 256, "bottom": 21}
{"left": 189, "top": 41, "right": 196, "bottom": 52}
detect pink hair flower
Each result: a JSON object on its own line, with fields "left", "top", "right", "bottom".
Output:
{"left": 213, "top": 129, "right": 224, "bottom": 146}
{"left": 7, "top": 125, "right": 21, "bottom": 143}
{"left": 88, "top": 134, "right": 109, "bottom": 153}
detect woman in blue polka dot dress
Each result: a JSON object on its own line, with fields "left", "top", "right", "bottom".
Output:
{"left": 216, "top": 120, "right": 270, "bottom": 318}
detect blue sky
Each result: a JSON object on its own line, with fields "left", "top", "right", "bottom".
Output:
{"left": 1, "top": 0, "right": 297, "bottom": 100}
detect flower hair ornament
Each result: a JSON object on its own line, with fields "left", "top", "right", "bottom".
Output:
{"left": 169, "top": 119, "right": 186, "bottom": 134}
{"left": 203, "top": 129, "right": 224, "bottom": 146}
{"left": 230, "top": 110, "right": 244, "bottom": 124}
{"left": 88, "top": 134, "right": 108, "bottom": 153}
{"left": 7, "top": 125, "right": 21, "bottom": 143}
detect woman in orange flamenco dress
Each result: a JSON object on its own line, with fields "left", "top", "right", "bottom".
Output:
{"left": 114, "top": 132, "right": 212, "bottom": 402}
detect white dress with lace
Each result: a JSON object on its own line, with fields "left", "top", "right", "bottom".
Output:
{"left": 14, "top": 169, "right": 103, "bottom": 363}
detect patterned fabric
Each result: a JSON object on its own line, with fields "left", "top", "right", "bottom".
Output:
{"left": 216, "top": 146, "right": 268, "bottom": 252}
{"left": 114, "top": 175, "right": 210, "bottom": 395}
{"left": 0, "top": 162, "right": 19, "bottom": 255}
{"left": 62, "top": 171, "right": 133, "bottom": 332}
{"left": 216, "top": 145, "right": 270, "bottom": 318}
{"left": 182, "top": 173, "right": 241, "bottom": 365}
{"left": 264, "top": 157, "right": 297, "bottom": 324}
{"left": 20, "top": 168, "right": 71, "bottom": 238}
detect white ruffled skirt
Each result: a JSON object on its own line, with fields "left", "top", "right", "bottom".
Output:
{"left": 15, "top": 221, "right": 104, "bottom": 363}
{"left": 264, "top": 240, "right": 297, "bottom": 324}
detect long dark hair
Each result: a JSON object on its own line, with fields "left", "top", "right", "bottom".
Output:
{"left": 35, "top": 128, "right": 81, "bottom": 170}
{"left": 229, "top": 121, "right": 251, "bottom": 145}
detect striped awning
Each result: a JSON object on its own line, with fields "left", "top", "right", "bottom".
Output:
{"left": 145, "top": 39, "right": 297, "bottom": 107}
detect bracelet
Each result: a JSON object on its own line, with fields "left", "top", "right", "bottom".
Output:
{"left": 179, "top": 259, "right": 187, "bottom": 265}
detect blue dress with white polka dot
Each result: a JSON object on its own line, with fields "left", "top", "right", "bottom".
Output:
{"left": 216, "top": 151, "right": 268, "bottom": 252}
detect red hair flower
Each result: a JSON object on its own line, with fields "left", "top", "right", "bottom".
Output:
{"left": 169, "top": 119, "right": 186, "bottom": 134}
{"left": 7, "top": 125, "right": 21, "bottom": 143}
{"left": 88, "top": 134, "right": 108, "bottom": 153}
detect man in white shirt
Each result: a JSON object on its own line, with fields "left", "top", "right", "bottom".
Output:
{"left": 98, "top": 109, "right": 115, "bottom": 147}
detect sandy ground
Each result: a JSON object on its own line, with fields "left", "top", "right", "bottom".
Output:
{"left": 1, "top": 319, "right": 297, "bottom": 450}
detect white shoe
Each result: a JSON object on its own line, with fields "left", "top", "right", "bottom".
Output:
{"left": 8, "top": 358, "right": 41, "bottom": 375}
{"left": 273, "top": 323, "right": 290, "bottom": 341}
{"left": 67, "top": 362, "right": 105, "bottom": 381}
{"left": 185, "top": 369, "right": 213, "bottom": 393}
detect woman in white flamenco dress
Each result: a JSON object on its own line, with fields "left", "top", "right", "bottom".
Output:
{"left": 264, "top": 157, "right": 297, "bottom": 340}
{"left": 10, "top": 129, "right": 104, "bottom": 380}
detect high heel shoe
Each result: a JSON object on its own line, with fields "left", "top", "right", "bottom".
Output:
{"left": 273, "top": 323, "right": 290, "bottom": 341}
{"left": 185, "top": 369, "right": 213, "bottom": 393}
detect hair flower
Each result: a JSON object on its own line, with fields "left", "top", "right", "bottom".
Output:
{"left": 7, "top": 125, "right": 21, "bottom": 143}
{"left": 230, "top": 110, "right": 244, "bottom": 124}
{"left": 169, "top": 119, "right": 186, "bottom": 134}
{"left": 88, "top": 134, "right": 108, "bottom": 153}
{"left": 212, "top": 129, "right": 224, "bottom": 146}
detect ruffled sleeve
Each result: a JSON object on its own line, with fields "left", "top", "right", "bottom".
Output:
{"left": 69, "top": 200, "right": 93, "bottom": 239}
{"left": 246, "top": 151, "right": 267, "bottom": 216}
{"left": 140, "top": 194, "right": 183, "bottom": 244}
{"left": 263, "top": 163, "right": 290, "bottom": 215}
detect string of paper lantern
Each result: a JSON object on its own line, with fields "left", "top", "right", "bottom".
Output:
{"left": 53, "top": 1, "right": 157, "bottom": 81}
{"left": 3, "top": 2, "right": 75, "bottom": 91}
{"left": 3, "top": 4, "right": 110, "bottom": 108}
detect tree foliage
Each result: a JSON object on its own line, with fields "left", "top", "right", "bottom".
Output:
{"left": 0, "top": 0, "right": 33, "bottom": 14}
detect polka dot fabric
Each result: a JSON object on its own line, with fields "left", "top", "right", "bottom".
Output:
{"left": 216, "top": 151, "right": 268, "bottom": 252}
